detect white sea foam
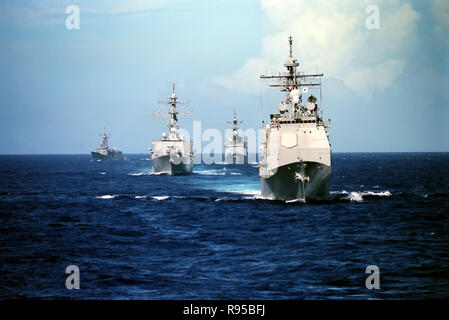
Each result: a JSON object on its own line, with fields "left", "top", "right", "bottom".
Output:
{"left": 238, "top": 190, "right": 265, "bottom": 200}
{"left": 349, "top": 192, "right": 363, "bottom": 202}
{"left": 135, "top": 195, "right": 185, "bottom": 200}
{"left": 128, "top": 171, "right": 167, "bottom": 176}
{"left": 193, "top": 170, "right": 226, "bottom": 176}
{"left": 99, "top": 172, "right": 107, "bottom": 175}
{"left": 227, "top": 189, "right": 260, "bottom": 196}
{"left": 332, "top": 190, "right": 392, "bottom": 202}
{"left": 215, "top": 194, "right": 264, "bottom": 201}
{"left": 152, "top": 196, "right": 170, "bottom": 201}
{"left": 96, "top": 194, "right": 118, "bottom": 199}
{"left": 362, "top": 191, "right": 392, "bottom": 197}
{"left": 285, "top": 198, "right": 306, "bottom": 204}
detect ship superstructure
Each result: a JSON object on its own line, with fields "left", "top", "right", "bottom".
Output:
{"left": 91, "top": 130, "right": 124, "bottom": 160}
{"left": 224, "top": 111, "right": 247, "bottom": 164}
{"left": 149, "top": 83, "right": 194, "bottom": 175}
{"left": 258, "top": 36, "right": 331, "bottom": 201}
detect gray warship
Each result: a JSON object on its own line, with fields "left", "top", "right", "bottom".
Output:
{"left": 258, "top": 36, "right": 331, "bottom": 201}
{"left": 91, "top": 130, "right": 124, "bottom": 160}
{"left": 224, "top": 111, "right": 247, "bottom": 164}
{"left": 149, "top": 83, "right": 194, "bottom": 175}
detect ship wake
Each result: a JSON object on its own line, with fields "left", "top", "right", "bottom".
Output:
{"left": 329, "top": 190, "right": 392, "bottom": 202}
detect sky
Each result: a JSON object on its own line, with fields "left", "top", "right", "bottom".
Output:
{"left": 0, "top": 0, "right": 448, "bottom": 154}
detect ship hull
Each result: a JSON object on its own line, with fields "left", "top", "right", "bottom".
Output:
{"left": 151, "top": 154, "right": 194, "bottom": 175}
{"left": 91, "top": 151, "right": 124, "bottom": 161}
{"left": 260, "top": 161, "right": 331, "bottom": 201}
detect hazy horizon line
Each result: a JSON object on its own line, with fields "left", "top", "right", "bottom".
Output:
{"left": 0, "top": 151, "right": 448, "bottom": 156}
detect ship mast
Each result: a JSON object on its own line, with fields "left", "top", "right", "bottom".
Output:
{"left": 284, "top": 36, "right": 299, "bottom": 89}
{"left": 227, "top": 110, "right": 243, "bottom": 143}
{"left": 168, "top": 83, "right": 179, "bottom": 132}
{"left": 100, "top": 130, "right": 110, "bottom": 148}
{"left": 260, "top": 36, "right": 323, "bottom": 119}
{"left": 155, "top": 83, "right": 191, "bottom": 140}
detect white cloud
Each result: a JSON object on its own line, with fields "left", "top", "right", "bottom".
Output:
{"left": 345, "top": 60, "right": 405, "bottom": 97}
{"left": 214, "top": 58, "right": 266, "bottom": 94}
{"left": 214, "top": 0, "right": 420, "bottom": 97}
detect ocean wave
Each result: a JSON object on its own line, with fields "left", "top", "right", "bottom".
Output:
{"left": 362, "top": 191, "right": 392, "bottom": 197}
{"left": 330, "top": 190, "right": 392, "bottom": 202}
{"left": 133, "top": 189, "right": 392, "bottom": 203}
{"left": 225, "top": 189, "right": 261, "bottom": 196}
{"left": 193, "top": 167, "right": 246, "bottom": 177}
{"left": 285, "top": 198, "right": 306, "bottom": 204}
{"left": 133, "top": 195, "right": 213, "bottom": 201}
{"left": 348, "top": 192, "right": 363, "bottom": 202}
{"left": 215, "top": 195, "right": 263, "bottom": 202}
{"left": 96, "top": 194, "right": 118, "bottom": 199}
{"left": 152, "top": 196, "right": 170, "bottom": 201}
{"left": 194, "top": 170, "right": 226, "bottom": 176}
{"left": 128, "top": 172, "right": 148, "bottom": 176}
{"left": 128, "top": 171, "right": 168, "bottom": 176}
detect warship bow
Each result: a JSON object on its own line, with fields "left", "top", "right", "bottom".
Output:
{"left": 259, "top": 36, "right": 332, "bottom": 201}
{"left": 149, "top": 83, "right": 194, "bottom": 175}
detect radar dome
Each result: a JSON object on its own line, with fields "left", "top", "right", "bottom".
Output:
{"left": 289, "top": 89, "right": 301, "bottom": 104}
{"left": 306, "top": 102, "right": 316, "bottom": 111}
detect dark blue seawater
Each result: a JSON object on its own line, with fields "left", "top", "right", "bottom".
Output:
{"left": 1, "top": 153, "right": 448, "bottom": 299}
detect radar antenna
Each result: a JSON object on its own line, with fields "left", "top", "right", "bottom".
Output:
{"left": 260, "top": 36, "right": 324, "bottom": 119}
{"left": 99, "top": 129, "right": 110, "bottom": 148}
{"left": 151, "top": 83, "right": 192, "bottom": 140}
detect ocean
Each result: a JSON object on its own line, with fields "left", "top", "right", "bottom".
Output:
{"left": 0, "top": 153, "right": 448, "bottom": 299}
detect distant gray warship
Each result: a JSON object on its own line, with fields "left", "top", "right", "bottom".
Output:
{"left": 91, "top": 130, "right": 124, "bottom": 160}
{"left": 224, "top": 111, "right": 247, "bottom": 164}
{"left": 259, "top": 36, "right": 331, "bottom": 201}
{"left": 149, "top": 84, "right": 194, "bottom": 175}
